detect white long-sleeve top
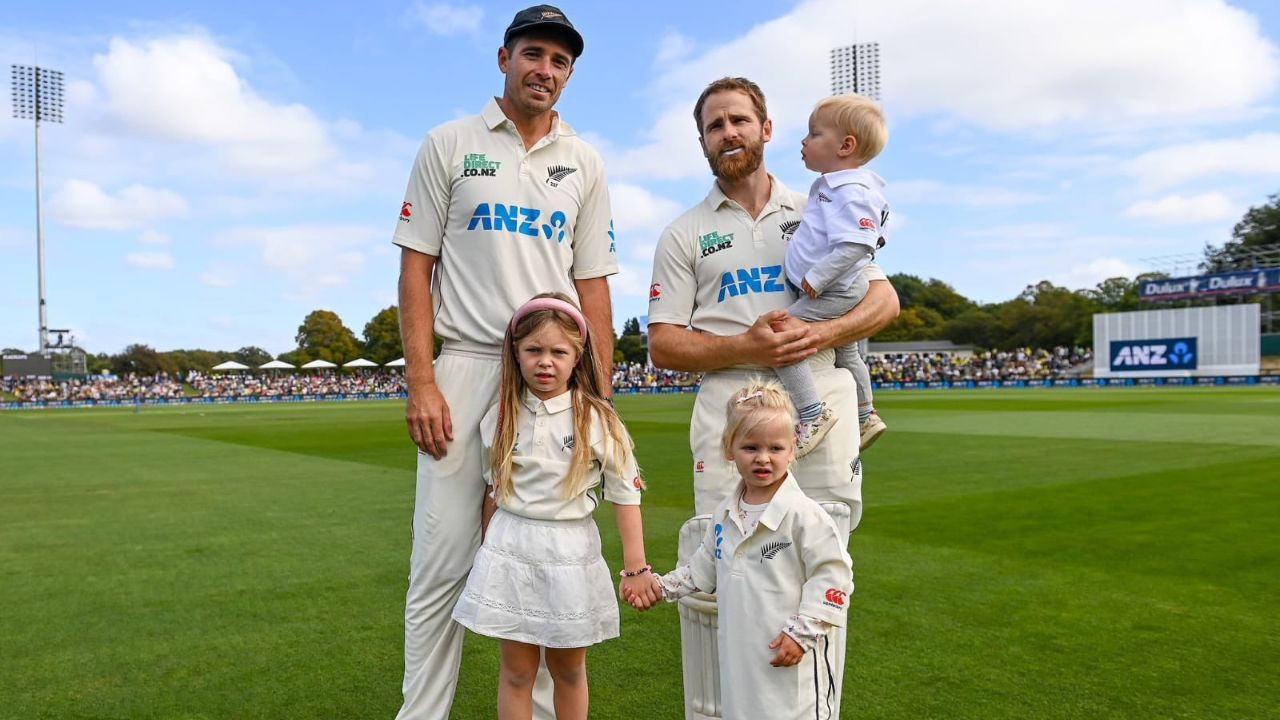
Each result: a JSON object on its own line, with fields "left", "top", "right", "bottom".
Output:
{"left": 660, "top": 473, "right": 854, "bottom": 719}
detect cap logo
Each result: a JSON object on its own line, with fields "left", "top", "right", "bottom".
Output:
{"left": 541, "top": 11, "right": 562, "bottom": 19}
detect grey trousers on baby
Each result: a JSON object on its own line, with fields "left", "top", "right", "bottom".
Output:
{"left": 777, "top": 274, "right": 874, "bottom": 415}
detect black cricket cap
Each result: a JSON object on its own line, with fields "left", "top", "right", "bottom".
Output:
{"left": 504, "top": 5, "right": 584, "bottom": 58}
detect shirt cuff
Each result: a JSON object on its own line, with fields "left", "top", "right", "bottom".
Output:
{"left": 781, "top": 613, "right": 833, "bottom": 650}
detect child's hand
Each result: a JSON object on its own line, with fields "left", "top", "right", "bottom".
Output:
{"left": 801, "top": 278, "right": 819, "bottom": 299}
{"left": 621, "top": 573, "right": 663, "bottom": 611}
{"left": 768, "top": 633, "right": 804, "bottom": 667}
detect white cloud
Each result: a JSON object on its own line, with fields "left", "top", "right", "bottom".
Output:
{"left": 1125, "top": 193, "right": 1237, "bottom": 224}
{"left": 406, "top": 3, "right": 484, "bottom": 36}
{"left": 126, "top": 251, "right": 175, "bottom": 270}
{"left": 200, "top": 265, "right": 239, "bottom": 288}
{"left": 605, "top": 0, "right": 1279, "bottom": 182}
{"left": 1123, "top": 133, "right": 1280, "bottom": 191}
{"left": 1050, "top": 257, "right": 1145, "bottom": 291}
{"left": 92, "top": 35, "right": 336, "bottom": 175}
{"left": 894, "top": 180, "right": 1045, "bottom": 208}
{"left": 50, "top": 179, "right": 187, "bottom": 230}
{"left": 213, "top": 224, "right": 381, "bottom": 299}
{"left": 654, "top": 31, "right": 695, "bottom": 66}
{"left": 610, "top": 182, "right": 683, "bottom": 235}
{"left": 138, "top": 230, "right": 170, "bottom": 245}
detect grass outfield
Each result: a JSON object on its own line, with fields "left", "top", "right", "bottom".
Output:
{"left": 1, "top": 387, "right": 1277, "bottom": 719}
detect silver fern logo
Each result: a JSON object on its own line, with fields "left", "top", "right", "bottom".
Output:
{"left": 779, "top": 220, "right": 800, "bottom": 242}
{"left": 562, "top": 435, "right": 575, "bottom": 453}
{"left": 546, "top": 164, "right": 578, "bottom": 188}
{"left": 760, "top": 540, "right": 792, "bottom": 561}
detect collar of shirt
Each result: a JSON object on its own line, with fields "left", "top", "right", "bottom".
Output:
{"left": 521, "top": 388, "right": 574, "bottom": 415}
{"left": 820, "top": 167, "right": 885, "bottom": 191}
{"left": 481, "top": 97, "right": 576, "bottom": 140}
{"left": 720, "top": 472, "right": 805, "bottom": 534}
{"left": 702, "top": 173, "right": 800, "bottom": 215}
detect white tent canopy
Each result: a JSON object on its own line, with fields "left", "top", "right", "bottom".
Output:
{"left": 300, "top": 359, "right": 338, "bottom": 369}
{"left": 211, "top": 360, "right": 250, "bottom": 371}
{"left": 343, "top": 358, "right": 378, "bottom": 368}
{"left": 258, "top": 360, "right": 296, "bottom": 370}
{"left": 385, "top": 357, "right": 406, "bottom": 367}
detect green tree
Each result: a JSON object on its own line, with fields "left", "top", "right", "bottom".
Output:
{"left": 622, "top": 317, "right": 642, "bottom": 336}
{"left": 1203, "top": 192, "right": 1280, "bottom": 271}
{"left": 363, "top": 306, "right": 403, "bottom": 364}
{"left": 944, "top": 307, "right": 1000, "bottom": 348}
{"left": 295, "top": 310, "right": 362, "bottom": 364}
{"left": 616, "top": 334, "right": 647, "bottom": 364}
{"left": 233, "top": 346, "right": 273, "bottom": 368}
{"left": 110, "top": 344, "right": 177, "bottom": 376}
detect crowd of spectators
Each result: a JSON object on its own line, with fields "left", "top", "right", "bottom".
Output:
{"left": 868, "top": 347, "right": 1092, "bottom": 384}
{"left": 0, "top": 373, "right": 187, "bottom": 402}
{"left": 612, "top": 362, "right": 700, "bottom": 390}
{"left": 1, "top": 348, "right": 1094, "bottom": 404}
{"left": 185, "top": 370, "right": 404, "bottom": 398}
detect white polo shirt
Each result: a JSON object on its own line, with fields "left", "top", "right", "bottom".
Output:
{"left": 648, "top": 175, "right": 886, "bottom": 345}
{"left": 480, "top": 390, "right": 642, "bottom": 521}
{"left": 393, "top": 98, "right": 618, "bottom": 347}
{"left": 785, "top": 168, "right": 889, "bottom": 295}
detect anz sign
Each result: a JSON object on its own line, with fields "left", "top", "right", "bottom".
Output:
{"left": 1109, "top": 338, "right": 1198, "bottom": 372}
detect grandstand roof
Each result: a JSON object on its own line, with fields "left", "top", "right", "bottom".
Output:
{"left": 211, "top": 361, "right": 250, "bottom": 371}
{"left": 867, "top": 341, "right": 976, "bottom": 357}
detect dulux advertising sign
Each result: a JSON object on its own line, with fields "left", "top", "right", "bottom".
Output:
{"left": 1109, "top": 338, "right": 1198, "bottom": 372}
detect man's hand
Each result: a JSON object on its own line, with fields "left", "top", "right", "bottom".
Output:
{"left": 406, "top": 381, "right": 453, "bottom": 459}
{"left": 801, "top": 278, "right": 819, "bottom": 299}
{"left": 744, "top": 310, "right": 819, "bottom": 368}
{"left": 769, "top": 633, "right": 805, "bottom": 667}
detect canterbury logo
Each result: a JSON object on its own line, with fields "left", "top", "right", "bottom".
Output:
{"left": 824, "top": 588, "right": 848, "bottom": 606}
{"left": 760, "top": 541, "right": 792, "bottom": 561}
{"left": 546, "top": 165, "right": 578, "bottom": 187}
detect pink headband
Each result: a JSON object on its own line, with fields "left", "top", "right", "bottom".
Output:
{"left": 510, "top": 297, "right": 589, "bottom": 340}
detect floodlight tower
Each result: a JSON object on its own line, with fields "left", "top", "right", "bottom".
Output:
{"left": 830, "top": 42, "right": 880, "bottom": 100}
{"left": 11, "top": 64, "right": 64, "bottom": 354}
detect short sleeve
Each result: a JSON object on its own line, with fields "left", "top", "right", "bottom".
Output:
{"left": 571, "top": 150, "right": 619, "bottom": 280}
{"left": 596, "top": 415, "right": 641, "bottom": 506}
{"left": 824, "top": 185, "right": 885, "bottom": 250}
{"left": 392, "top": 132, "right": 451, "bottom": 256}
{"left": 646, "top": 223, "right": 697, "bottom": 328}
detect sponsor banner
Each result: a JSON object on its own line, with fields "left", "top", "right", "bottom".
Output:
{"left": 1139, "top": 268, "right": 1280, "bottom": 301}
{"left": 1109, "top": 338, "right": 1198, "bottom": 372}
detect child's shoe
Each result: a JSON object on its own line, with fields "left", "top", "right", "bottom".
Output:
{"left": 859, "top": 412, "right": 887, "bottom": 451}
{"left": 795, "top": 403, "right": 837, "bottom": 458}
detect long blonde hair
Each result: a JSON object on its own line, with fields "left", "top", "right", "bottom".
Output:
{"left": 721, "top": 379, "right": 797, "bottom": 460}
{"left": 490, "top": 292, "right": 635, "bottom": 501}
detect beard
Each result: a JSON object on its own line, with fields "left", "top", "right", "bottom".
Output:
{"left": 706, "top": 138, "right": 765, "bottom": 182}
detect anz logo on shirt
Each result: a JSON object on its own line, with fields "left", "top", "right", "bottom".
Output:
{"left": 466, "top": 202, "right": 569, "bottom": 243}
{"left": 717, "top": 265, "right": 787, "bottom": 303}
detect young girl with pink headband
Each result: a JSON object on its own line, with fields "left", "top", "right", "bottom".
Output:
{"left": 451, "top": 292, "right": 662, "bottom": 720}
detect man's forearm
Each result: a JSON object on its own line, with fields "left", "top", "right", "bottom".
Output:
{"left": 648, "top": 323, "right": 746, "bottom": 372}
{"left": 813, "top": 278, "right": 900, "bottom": 350}
{"left": 399, "top": 250, "right": 438, "bottom": 387}
{"left": 574, "top": 277, "right": 614, "bottom": 390}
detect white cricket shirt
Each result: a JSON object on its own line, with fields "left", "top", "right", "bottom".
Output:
{"left": 785, "top": 168, "right": 890, "bottom": 295}
{"left": 480, "top": 390, "right": 641, "bottom": 521}
{"left": 393, "top": 98, "right": 617, "bottom": 346}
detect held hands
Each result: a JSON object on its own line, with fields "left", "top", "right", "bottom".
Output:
{"left": 405, "top": 381, "right": 453, "bottom": 459}
{"left": 768, "top": 632, "right": 805, "bottom": 667}
{"left": 620, "top": 572, "right": 663, "bottom": 611}
{"left": 747, "top": 310, "right": 819, "bottom": 368}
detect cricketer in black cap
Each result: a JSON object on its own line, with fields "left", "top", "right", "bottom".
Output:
{"left": 504, "top": 4, "right": 584, "bottom": 58}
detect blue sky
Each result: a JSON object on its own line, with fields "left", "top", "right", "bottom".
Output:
{"left": 2, "top": 0, "right": 1279, "bottom": 356}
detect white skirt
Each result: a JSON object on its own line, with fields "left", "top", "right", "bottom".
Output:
{"left": 452, "top": 509, "right": 619, "bottom": 648}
